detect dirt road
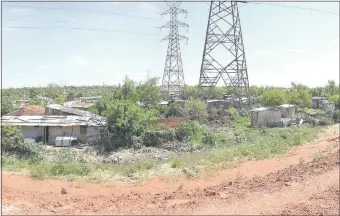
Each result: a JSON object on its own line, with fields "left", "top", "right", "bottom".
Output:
{"left": 2, "top": 126, "right": 339, "bottom": 215}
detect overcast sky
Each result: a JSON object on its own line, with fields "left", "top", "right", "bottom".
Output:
{"left": 2, "top": 1, "right": 339, "bottom": 88}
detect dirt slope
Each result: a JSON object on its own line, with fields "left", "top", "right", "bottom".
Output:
{"left": 2, "top": 126, "right": 339, "bottom": 215}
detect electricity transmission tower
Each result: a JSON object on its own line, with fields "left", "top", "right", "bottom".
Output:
{"left": 198, "top": 1, "right": 250, "bottom": 108}
{"left": 160, "top": 1, "right": 189, "bottom": 100}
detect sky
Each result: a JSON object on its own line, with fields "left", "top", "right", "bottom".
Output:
{"left": 2, "top": 1, "right": 339, "bottom": 88}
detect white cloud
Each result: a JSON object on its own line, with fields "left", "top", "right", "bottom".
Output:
{"left": 288, "top": 49, "right": 308, "bottom": 54}
{"left": 72, "top": 55, "right": 92, "bottom": 66}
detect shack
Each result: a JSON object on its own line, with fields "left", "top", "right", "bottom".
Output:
{"left": 45, "top": 104, "right": 96, "bottom": 117}
{"left": 250, "top": 107, "right": 281, "bottom": 127}
{"left": 317, "top": 100, "right": 335, "bottom": 111}
{"left": 63, "top": 96, "right": 101, "bottom": 110}
{"left": 5, "top": 105, "right": 45, "bottom": 116}
{"left": 277, "top": 104, "right": 296, "bottom": 119}
{"left": 207, "top": 99, "right": 231, "bottom": 109}
{"left": 311, "top": 96, "right": 328, "bottom": 109}
{"left": 1, "top": 115, "right": 106, "bottom": 145}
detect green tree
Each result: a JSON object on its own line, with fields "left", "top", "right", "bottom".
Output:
{"left": 66, "top": 91, "right": 75, "bottom": 101}
{"left": 29, "top": 97, "right": 43, "bottom": 106}
{"left": 262, "top": 88, "right": 287, "bottom": 107}
{"left": 112, "top": 77, "right": 138, "bottom": 102}
{"left": 287, "top": 89, "right": 312, "bottom": 108}
{"left": 1, "top": 125, "right": 24, "bottom": 152}
{"left": 326, "top": 80, "right": 336, "bottom": 96}
{"left": 100, "top": 101, "right": 159, "bottom": 151}
{"left": 46, "top": 83, "right": 60, "bottom": 99}
{"left": 137, "top": 77, "right": 162, "bottom": 108}
{"left": 329, "top": 95, "right": 340, "bottom": 109}
{"left": 1, "top": 96, "right": 15, "bottom": 116}
{"left": 57, "top": 95, "right": 65, "bottom": 104}
{"left": 28, "top": 88, "right": 40, "bottom": 99}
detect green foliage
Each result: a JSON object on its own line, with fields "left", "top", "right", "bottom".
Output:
{"left": 29, "top": 96, "right": 43, "bottom": 106}
{"left": 28, "top": 88, "right": 40, "bottom": 99}
{"left": 46, "top": 83, "right": 60, "bottom": 99}
{"left": 2, "top": 125, "right": 24, "bottom": 152}
{"left": 184, "top": 99, "right": 208, "bottom": 122}
{"left": 112, "top": 77, "right": 139, "bottom": 102}
{"left": 333, "top": 110, "right": 340, "bottom": 123}
{"left": 1, "top": 96, "right": 15, "bottom": 116}
{"left": 100, "top": 101, "right": 159, "bottom": 151}
{"left": 329, "top": 95, "right": 340, "bottom": 109}
{"left": 142, "top": 129, "right": 177, "bottom": 147}
{"left": 57, "top": 95, "right": 65, "bottom": 104}
{"left": 123, "top": 159, "right": 156, "bottom": 176}
{"left": 262, "top": 88, "right": 287, "bottom": 107}
{"left": 136, "top": 77, "right": 162, "bottom": 108}
{"left": 1, "top": 125, "right": 43, "bottom": 160}
{"left": 287, "top": 89, "right": 312, "bottom": 108}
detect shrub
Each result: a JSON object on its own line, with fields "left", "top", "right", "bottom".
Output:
{"left": 1, "top": 125, "right": 43, "bottom": 160}
{"left": 123, "top": 159, "right": 156, "bottom": 175}
{"left": 202, "top": 131, "right": 217, "bottom": 146}
{"left": 333, "top": 110, "right": 340, "bottom": 123}
{"left": 171, "top": 158, "right": 185, "bottom": 168}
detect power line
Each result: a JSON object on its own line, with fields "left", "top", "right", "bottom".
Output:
{"left": 3, "top": 5, "right": 160, "bottom": 20}
{"left": 2, "top": 26, "right": 161, "bottom": 35}
{"left": 252, "top": 2, "right": 339, "bottom": 16}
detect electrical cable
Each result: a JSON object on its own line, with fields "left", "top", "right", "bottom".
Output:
{"left": 251, "top": 2, "right": 339, "bottom": 16}
{"left": 3, "top": 5, "right": 160, "bottom": 20}
{"left": 2, "top": 26, "right": 161, "bottom": 35}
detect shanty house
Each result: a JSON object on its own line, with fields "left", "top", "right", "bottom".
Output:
{"left": 277, "top": 104, "right": 296, "bottom": 119}
{"left": 1, "top": 115, "right": 106, "bottom": 145}
{"left": 250, "top": 107, "right": 281, "bottom": 127}
{"left": 5, "top": 105, "right": 45, "bottom": 116}
{"left": 63, "top": 96, "right": 101, "bottom": 110}
{"left": 207, "top": 99, "right": 231, "bottom": 109}
{"left": 45, "top": 104, "right": 95, "bottom": 117}
{"left": 311, "top": 96, "right": 328, "bottom": 109}
{"left": 15, "top": 100, "right": 30, "bottom": 108}
{"left": 317, "top": 100, "right": 335, "bottom": 111}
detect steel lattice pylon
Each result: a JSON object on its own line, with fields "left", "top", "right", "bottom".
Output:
{"left": 160, "top": 2, "right": 189, "bottom": 100}
{"left": 198, "top": 1, "right": 250, "bottom": 107}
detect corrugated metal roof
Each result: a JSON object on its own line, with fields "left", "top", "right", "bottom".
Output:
{"left": 278, "top": 104, "right": 295, "bottom": 108}
{"left": 207, "top": 99, "right": 228, "bottom": 103}
{"left": 1, "top": 115, "right": 106, "bottom": 127}
{"left": 250, "top": 107, "right": 270, "bottom": 112}
{"left": 312, "top": 96, "right": 327, "bottom": 100}
{"left": 63, "top": 100, "right": 95, "bottom": 109}
{"left": 46, "top": 104, "right": 96, "bottom": 117}
{"left": 6, "top": 105, "right": 45, "bottom": 116}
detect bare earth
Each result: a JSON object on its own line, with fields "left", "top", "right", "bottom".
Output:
{"left": 2, "top": 125, "right": 340, "bottom": 215}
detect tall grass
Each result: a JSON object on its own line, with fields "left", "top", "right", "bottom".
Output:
{"left": 2, "top": 124, "right": 326, "bottom": 181}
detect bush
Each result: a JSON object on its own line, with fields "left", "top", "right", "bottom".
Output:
{"left": 202, "top": 131, "right": 217, "bottom": 146}
{"left": 1, "top": 125, "right": 43, "bottom": 160}
{"left": 333, "top": 110, "right": 340, "bottom": 123}
{"left": 123, "top": 159, "right": 156, "bottom": 175}
{"left": 142, "top": 129, "right": 177, "bottom": 147}
{"left": 171, "top": 158, "right": 185, "bottom": 168}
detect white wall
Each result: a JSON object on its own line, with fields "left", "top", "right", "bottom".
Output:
{"left": 48, "top": 126, "right": 80, "bottom": 145}
{"left": 21, "top": 126, "right": 42, "bottom": 140}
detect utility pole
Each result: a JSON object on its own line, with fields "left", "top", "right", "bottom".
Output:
{"left": 160, "top": 1, "right": 189, "bottom": 100}
{"left": 198, "top": 1, "right": 250, "bottom": 109}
